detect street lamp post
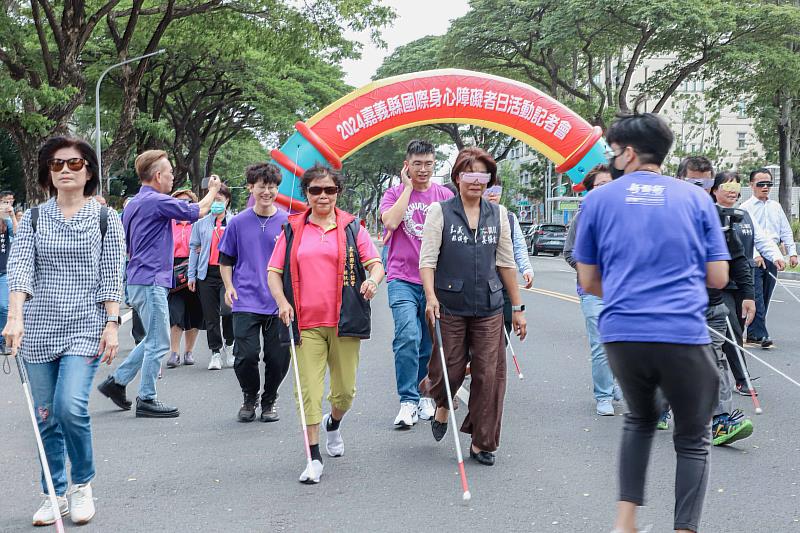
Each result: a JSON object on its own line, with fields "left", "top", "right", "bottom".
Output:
{"left": 95, "top": 49, "right": 166, "bottom": 196}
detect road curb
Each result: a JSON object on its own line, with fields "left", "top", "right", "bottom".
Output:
{"left": 778, "top": 271, "right": 800, "bottom": 281}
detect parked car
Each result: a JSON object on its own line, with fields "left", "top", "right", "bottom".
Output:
{"left": 526, "top": 224, "right": 567, "bottom": 256}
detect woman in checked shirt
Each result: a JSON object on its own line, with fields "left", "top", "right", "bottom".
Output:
{"left": 3, "top": 137, "right": 124, "bottom": 527}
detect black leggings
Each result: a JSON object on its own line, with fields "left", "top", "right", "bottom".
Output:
{"left": 605, "top": 342, "right": 719, "bottom": 532}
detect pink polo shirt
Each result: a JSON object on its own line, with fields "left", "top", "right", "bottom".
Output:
{"left": 172, "top": 221, "right": 192, "bottom": 259}
{"left": 269, "top": 221, "right": 380, "bottom": 330}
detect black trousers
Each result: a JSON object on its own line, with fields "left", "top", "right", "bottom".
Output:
{"left": 232, "top": 312, "right": 290, "bottom": 405}
{"left": 605, "top": 342, "right": 719, "bottom": 532}
{"left": 721, "top": 290, "right": 748, "bottom": 384}
{"left": 197, "top": 265, "right": 233, "bottom": 351}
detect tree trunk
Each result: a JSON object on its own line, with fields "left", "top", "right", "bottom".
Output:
{"left": 778, "top": 91, "right": 793, "bottom": 217}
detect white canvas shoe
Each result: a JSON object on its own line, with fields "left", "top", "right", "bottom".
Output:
{"left": 418, "top": 397, "right": 436, "bottom": 420}
{"left": 298, "top": 460, "right": 324, "bottom": 484}
{"left": 208, "top": 352, "right": 222, "bottom": 370}
{"left": 393, "top": 401, "right": 418, "bottom": 428}
{"left": 68, "top": 482, "right": 95, "bottom": 525}
{"left": 323, "top": 414, "right": 344, "bottom": 457}
{"left": 32, "top": 494, "right": 68, "bottom": 526}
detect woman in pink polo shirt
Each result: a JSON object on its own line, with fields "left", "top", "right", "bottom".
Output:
{"left": 166, "top": 189, "right": 203, "bottom": 368}
{"left": 268, "top": 164, "right": 384, "bottom": 485}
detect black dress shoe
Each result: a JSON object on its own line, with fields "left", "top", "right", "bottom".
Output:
{"left": 135, "top": 397, "right": 180, "bottom": 418}
{"left": 431, "top": 419, "right": 447, "bottom": 442}
{"left": 470, "top": 448, "right": 496, "bottom": 466}
{"left": 97, "top": 376, "right": 131, "bottom": 410}
{"left": 761, "top": 338, "right": 774, "bottom": 349}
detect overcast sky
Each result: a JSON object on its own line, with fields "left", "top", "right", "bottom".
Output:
{"left": 341, "top": 0, "right": 471, "bottom": 88}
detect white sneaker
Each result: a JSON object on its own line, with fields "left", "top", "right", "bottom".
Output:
{"left": 32, "top": 494, "right": 68, "bottom": 526}
{"left": 68, "top": 482, "right": 95, "bottom": 525}
{"left": 208, "top": 352, "right": 222, "bottom": 370}
{"left": 418, "top": 397, "right": 436, "bottom": 420}
{"left": 298, "top": 459, "right": 324, "bottom": 484}
{"left": 323, "top": 414, "right": 344, "bottom": 457}
{"left": 223, "top": 344, "right": 235, "bottom": 368}
{"left": 393, "top": 401, "right": 418, "bottom": 428}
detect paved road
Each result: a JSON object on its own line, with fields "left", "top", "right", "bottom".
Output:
{"left": 2, "top": 255, "right": 800, "bottom": 532}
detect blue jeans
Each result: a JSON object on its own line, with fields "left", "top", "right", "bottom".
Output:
{"left": 388, "top": 280, "right": 432, "bottom": 403}
{"left": 579, "top": 294, "right": 614, "bottom": 401}
{"left": 0, "top": 273, "right": 7, "bottom": 349}
{"left": 25, "top": 355, "right": 100, "bottom": 495}
{"left": 750, "top": 260, "right": 777, "bottom": 340}
{"left": 113, "top": 284, "right": 170, "bottom": 400}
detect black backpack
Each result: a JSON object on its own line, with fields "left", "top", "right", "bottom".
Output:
{"left": 30, "top": 205, "right": 108, "bottom": 239}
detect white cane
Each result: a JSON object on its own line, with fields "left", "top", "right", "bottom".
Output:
{"left": 722, "top": 317, "right": 763, "bottom": 415}
{"left": 14, "top": 356, "right": 66, "bottom": 532}
{"left": 287, "top": 324, "right": 313, "bottom": 476}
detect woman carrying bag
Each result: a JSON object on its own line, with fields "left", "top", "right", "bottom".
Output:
{"left": 3, "top": 136, "right": 124, "bottom": 526}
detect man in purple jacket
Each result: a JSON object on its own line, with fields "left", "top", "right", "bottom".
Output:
{"left": 98, "top": 150, "right": 220, "bottom": 418}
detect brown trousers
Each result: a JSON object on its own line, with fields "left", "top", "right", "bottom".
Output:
{"left": 420, "top": 312, "right": 507, "bottom": 452}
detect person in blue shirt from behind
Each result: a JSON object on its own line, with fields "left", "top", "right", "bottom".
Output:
{"left": 574, "top": 112, "right": 730, "bottom": 533}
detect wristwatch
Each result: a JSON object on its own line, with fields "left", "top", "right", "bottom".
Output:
{"left": 106, "top": 315, "right": 122, "bottom": 325}
{"left": 511, "top": 305, "right": 526, "bottom": 312}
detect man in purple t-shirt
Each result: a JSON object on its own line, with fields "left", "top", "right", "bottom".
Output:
{"left": 219, "top": 163, "right": 290, "bottom": 423}
{"left": 380, "top": 140, "right": 454, "bottom": 428}
{"left": 98, "top": 150, "right": 220, "bottom": 418}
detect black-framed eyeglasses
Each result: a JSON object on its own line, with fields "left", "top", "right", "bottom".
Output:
{"left": 307, "top": 186, "right": 339, "bottom": 196}
{"left": 754, "top": 181, "right": 773, "bottom": 188}
{"left": 48, "top": 158, "right": 88, "bottom": 172}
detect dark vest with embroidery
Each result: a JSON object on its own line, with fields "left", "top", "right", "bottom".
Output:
{"left": 279, "top": 218, "right": 370, "bottom": 345}
{"left": 435, "top": 196, "right": 504, "bottom": 317}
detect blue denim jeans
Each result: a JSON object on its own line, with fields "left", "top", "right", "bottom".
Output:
{"left": 388, "top": 280, "right": 432, "bottom": 403}
{"left": 113, "top": 284, "right": 170, "bottom": 400}
{"left": 0, "top": 273, "right": 7, "bottom": 350}
{"left": 25, "top": 355, "right": 101, "bottom": 495}
{"left": 579, "top": 294, "right": 614, "bottom": 401}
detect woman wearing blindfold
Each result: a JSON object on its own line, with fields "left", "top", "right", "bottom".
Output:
{"left": 418, "top": 147, "right": 527, "bottom": 466}
{"left": 711, "top": 172, "right": 783, "bottom": 394}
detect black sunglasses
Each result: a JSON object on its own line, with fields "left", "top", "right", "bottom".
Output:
{"left": 307, "top": 186, "right": 339, "bottom": 196}
{"left": 48, "top": 158, "right": 88, "bottom": 172}
{"left": 754, "top": 181, "right": 773, "bottom": 188}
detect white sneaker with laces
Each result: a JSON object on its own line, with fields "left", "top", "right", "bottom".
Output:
{"left": 298, "top": 459, "right": 324, "bottom": 484}
{"left": 208, "top": 352, "right": 222, "bottom": 370}
{"left": 223, "top": 344, "right": 235, "bottom": 368}
{"left": 68, "top": 482, "right": 95, "bottom": 525}
{"left": 393, "top": 401, "right": 418, "bottom": 428}
{"left": 32, "top": 494, "right": 68, "bottom": 526}
{"left": 323, "top": 414, "right": 344, "bottom": 457}
{"left": 418, "top": 397, "right": 435, "bottom": 420}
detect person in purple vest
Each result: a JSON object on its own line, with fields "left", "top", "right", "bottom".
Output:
{"left": 97, "top": 150, "right": 220, "bottom": 418}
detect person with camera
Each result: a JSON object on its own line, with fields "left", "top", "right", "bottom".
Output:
{"left": 0, "top": 193, "right": 15, "bottom": 355}
{"left": 97, "top": 150, "right": 220, "bottom": 418}
{"left": 678, "top": 157, "right": 755, "bottom": 446}
{"left": 711, "top": 172, "right": 783, "bottom": 393}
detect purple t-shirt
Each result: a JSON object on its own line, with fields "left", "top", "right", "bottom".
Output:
{"left": 217, "top": 207, "right": 288, "bottom": 314}
{"left": 573, "top": 171, "right": 730, "bottom": 344}
{"left": 380, "top": 183, "right": 454, "bottom": 285}
{"left": 124, "top": 185, "right": 200, "bottom": 288}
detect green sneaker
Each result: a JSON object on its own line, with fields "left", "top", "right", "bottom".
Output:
{"left": 656, "top": 410, "right": 670, "bottom": 430}
{"left": 712, "top": 409, "right": 754, "bottom": 446}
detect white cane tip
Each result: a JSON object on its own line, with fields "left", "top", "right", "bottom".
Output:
{"left": 463, "top": 491, "right": 472, "bottom": 501}
{"left": 518, "top": 373, "right": 524, "bottom": 380}
{"left": 755, "top": 407, "right": 763, "bottom": 415}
